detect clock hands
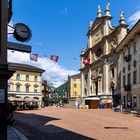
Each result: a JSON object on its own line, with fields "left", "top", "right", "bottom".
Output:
{"left": 21, "top": 30, "right": 28, "bottom": 33}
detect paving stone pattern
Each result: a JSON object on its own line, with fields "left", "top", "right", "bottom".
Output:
{"left": 13, "top": 107, "right": 140, "bottom": 140}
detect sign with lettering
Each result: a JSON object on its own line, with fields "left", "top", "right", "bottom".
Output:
{"left": 7, "top": 41, "right": 31, "bottom": 53}
{"left": 0, "top": 89, "right": 5, "bottom": 103}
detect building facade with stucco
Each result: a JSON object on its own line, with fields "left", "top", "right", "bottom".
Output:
{"left": 80, "top": 4, "right": 128, "bottom": 108}
{"left": 8, "top": 62, "right": 45, "bottom": 106}
{"left": 116, "top": 20, "right": 140, "bottom": 110}
{"left": 69, "top": 73, "right": 81, "bottom": 99}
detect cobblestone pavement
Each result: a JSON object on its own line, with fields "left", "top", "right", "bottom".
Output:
{"left": 13, "top": 107, "right": 140, "bottom": 140}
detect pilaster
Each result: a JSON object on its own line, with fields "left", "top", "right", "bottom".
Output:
{"left": 103, "top": 64, "right": 110, "bottom": 95}
{"left": 81, "top": 72, "right": 85, "bottom": 97}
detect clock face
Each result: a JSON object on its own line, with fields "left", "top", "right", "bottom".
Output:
{"left": 13, "top": 23, "right": 32, "bottom": 42}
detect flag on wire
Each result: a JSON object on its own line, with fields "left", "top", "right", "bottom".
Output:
{"left": 50, "top": 55, "right": 59, "bottom": 62}
{"left": 83, "top": 58, "right": 90, "bottom": 65}
{"left": 30, "top": 53, "right": 38, "bottom": 62}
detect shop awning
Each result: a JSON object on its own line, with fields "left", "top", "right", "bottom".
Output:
{"left": 84, "top": 97, "right": 100, "bottom": 100}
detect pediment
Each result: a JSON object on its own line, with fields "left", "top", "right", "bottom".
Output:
{"left": 92, "top": 17, "right": 104, "bottom": 30}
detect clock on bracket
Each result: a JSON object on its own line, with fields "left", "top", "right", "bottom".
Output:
{"left": 13, "top": 23, "right": 32, "bottom": 42}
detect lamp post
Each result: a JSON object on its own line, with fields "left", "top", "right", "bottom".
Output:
{"left": 0, "top": 1, "right": 8, "bottom": 139}
{"left": 0, "top": 1, "right": 31, "bottom": 138}
{"left": 0, "top": 1, "right": 14, "bottom": 139}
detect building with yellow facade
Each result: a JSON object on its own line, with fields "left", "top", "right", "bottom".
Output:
{"left": 69, "top": 73, "right": 81, "bottom": 99}
{"left": 8, "top": 62, "right": 45, "bottom": 106}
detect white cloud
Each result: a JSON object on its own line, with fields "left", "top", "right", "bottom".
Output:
{"left": 8, "top": 50, "right": 78, "bottom": 87}
{"left": 128, "top": 11, "right": 140, "bottom": 26}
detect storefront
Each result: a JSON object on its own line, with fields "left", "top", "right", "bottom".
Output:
{"left": 84, "top": 97, "right": 100, "bottom": 109}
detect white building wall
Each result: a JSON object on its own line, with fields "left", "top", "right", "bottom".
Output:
{"left": 119, "top": 34, "right": 140, "bottom": 109}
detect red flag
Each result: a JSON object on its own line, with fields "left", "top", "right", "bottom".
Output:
{"left": 50, "top": 55, "right": 59, "bottom": 62}
{"left": 30, "top": 53, "right": 38, "bottom": 62}
{"left": 83, "top": 58, "right": 90, "bottom": 65}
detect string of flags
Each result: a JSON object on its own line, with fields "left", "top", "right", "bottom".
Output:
{"left": 30, "top": 53, "right": 59, "bottom": 62}
{"left": 11, "top": 50, "right": 76, "bottom": 63}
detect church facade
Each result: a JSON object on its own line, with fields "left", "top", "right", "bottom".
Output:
{"left": 80, "top": 4, "right": 128, "bottom": 108}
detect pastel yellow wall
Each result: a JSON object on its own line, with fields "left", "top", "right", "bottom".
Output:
{"left": 8, "top": 71, "right": 42, "bottom": 94}
{"left": 70, "top": 78, "right": 81, "bottom": 98}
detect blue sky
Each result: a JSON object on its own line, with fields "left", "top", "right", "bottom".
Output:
{"left": 8, "top": 0, "right": 140, "bottom": 87}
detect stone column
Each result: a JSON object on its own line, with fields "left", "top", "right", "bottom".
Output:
{"left": 103, "top": 64, "right": 110, "bottom": 96}
{"left": 88, "top": 68, "right": 92, "bottom": 96}
{"left": 81, "top": 72, "right": 85, "bottom": 97}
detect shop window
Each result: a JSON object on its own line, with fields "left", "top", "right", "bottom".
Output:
{"left": 127, "top": 94, "right": 132, "bottom": 108}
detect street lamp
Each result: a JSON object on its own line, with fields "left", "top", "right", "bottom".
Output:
{"left": 0, "top": 1, "right": 14, "bottom": 139}
{"left": 0, "top": 1, "right": 32, "bottom": 138}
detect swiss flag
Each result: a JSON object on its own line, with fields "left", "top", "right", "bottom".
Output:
{"left": 83, "top": 58, "right": 90, "bottom": 65}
